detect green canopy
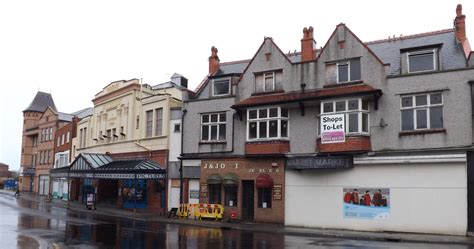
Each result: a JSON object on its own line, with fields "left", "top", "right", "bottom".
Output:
{"left": 222, "top": 173, "right": 239, "bottom": 186}
{"left": 207, "top": 174, "right": 222, "bottom": 184}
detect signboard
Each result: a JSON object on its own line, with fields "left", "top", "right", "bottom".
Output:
{"left": 200, "top": 184, "right": 208, "bottom": 198}
{"left": 23, "top": 167, "right": 36, "bottom": 176}
{"left": 190, "top": 190, "right": 200, "bottom": 199}
{"left": 343, "top": 188, "right": 390, "bottom": 220}
{"left": 273, "top": 184, "right": 282, "bottom": 200}
{"left": 286, "top": 156, "right": 353, "bottom": 170}
{"left": 321, "top": 114, "right": 345, "bottom": 144}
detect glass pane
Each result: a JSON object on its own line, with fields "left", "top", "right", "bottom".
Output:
{"left": 338, "top": 64, "right": 349, "bottom": 82}
{"left": 323, "top": 103, "right": 333, "bottom": 113}
{"left": 264, "top": 73, "right": 274, "bottom": 91}
{"left": 325, "top": 64, "right": 337, "bottom": 83}
{"left": 211, "top": 114, "right": 218, "bottom": 122}
{"left": 201, "top": 125, "right": 209, "bottom": 140}
{"left": 214, "top": 80, "right": 229, "bottom": 95}
{"left": 269, "top": 120, "right": 278, "bottom": 137}
{"left": 362, "top": 113, "right": 369, "bottom": 132}
{"left": 259, "top": 109, "right": 268, "bottom": 119}
{"left": 401, "top": 97, "right": 413, "bottom": 108}
{"left": 259, "top": 122, "right": 267, "bottom": 138}
{"left": 409, "top": 53, "right": 434, "bottom": 72}
{"left": 219, "top": 113, "right": 226, "bottom": 122}
{"left": 348, "top": 113, "right": 358, "bottom": 132}
{"left": 415, "top": 95, "right": 427, "bottom": 106}
{"left": 249, "top": 110, "right": 257, "bottom": 120}
{"left": 430, "top": 93, "right": 442, "bottom": 105}
{"left": 281, "top": 120, "right": 288, "bottom": 137}
{"left": 416, "top": 109, "right": 428, "bottom": 129}
{"left": 362, "top": 100, "right": 369, "bottom": 110}
{"left": 249, "top": 122, "right": 257, "bottom": 139}
{"left": 255, "top": 75, "right": 264, "bottom": 93}
{"left": 219, "top": 124, "right": 226, "bottom": 140}
{"left": 202, "top": 115, "right": 209, "bottom": 123}
{"left": 430, "top": 107, "right": 443, "bottom": 129}
{"left": 401, "top": 110, "right": 414, "bottom": 131}
{"left": 336, "top": 101, "right": 346, "bottom": 112}
{"left": 348, "top": 100, "right": 359, "bottom": 110}
{"left": 281, "top": 108, "right": 289, "bottom": 118}
{"left": 210, "top": 125, "right": 218, "bottom": 140}
{"left": 350, "top": 58, "right": 361, "bottom": 81}
{"left": 269, "top": 108, "right": 278, "bottom": 117}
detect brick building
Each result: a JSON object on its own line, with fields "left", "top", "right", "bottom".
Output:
{"left": 182, "top": 4, "right": 474, "bottom": 235}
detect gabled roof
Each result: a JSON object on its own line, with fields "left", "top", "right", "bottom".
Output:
{"left": 24, "top": 91, "right": 57, "bottom": 113}
{"left": 232, "top": 84, "right": 381, "bottom": 109}
{"left": 58, "top": 112, "right": 74, "bottom": 122}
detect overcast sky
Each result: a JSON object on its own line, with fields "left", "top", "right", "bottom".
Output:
{"left": 0, "top": 0, "right": 472, "bottom": 170}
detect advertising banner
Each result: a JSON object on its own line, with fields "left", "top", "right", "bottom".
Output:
{"left": 321, "top": 114, "right": 345, "bottom": 144}
{"left": 343, "top": 188, "right": 390, "bottom": 220}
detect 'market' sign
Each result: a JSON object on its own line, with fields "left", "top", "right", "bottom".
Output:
{"left": 321, "top": 114, "right": 345, "bottom": 144}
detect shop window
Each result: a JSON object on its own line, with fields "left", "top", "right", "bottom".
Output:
{"left": 201, "top": 113, "right": 226, "bottom": 142}
{"left": 208, "top": 184, "right": 221, "bottom": 204}
{"left": 400, "top": 92, "right": 443, "bottom": 131}
{"left": 320, "top": 98, "right": 369, "bottom": 134}
{"left": 258, "top": 187, "right": 272, "bottom": 208}
{"left": 247, "top": 107, "right": 289, "bottom": 141}
{"left": 224, "top": 186, "right": 238, "bottom": 207}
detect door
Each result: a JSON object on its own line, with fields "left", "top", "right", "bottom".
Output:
{"left": 38, "top": 175, "right": 50, "bottom": 196}
{"left": 242, "top": 180, "right": 254, "bottom": 221}
{"left": 170, "top": 187, "right": 180, "bottom": 209}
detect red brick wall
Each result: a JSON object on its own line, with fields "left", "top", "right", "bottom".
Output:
{"left": 317, "top": 136, "right": 371, "bottom": 153}
{"left": 199, "top": 157, "right": 285, "bottom": 224}
{"left": 245, "top": 141, "right": 290, "bottom": 155}
{"left": 110, "top": 150, "right": 167, "bottom": 166}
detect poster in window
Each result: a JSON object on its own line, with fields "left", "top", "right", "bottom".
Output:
{"left": 343, "top": 187, "right": 390, "bottom": 220}
{"left": 321, "top": 114, "right": 345, "bottom": 144}
{"left": 200, "top": 184, "right": 208, "bottom": 198}
{"left": 273, "top": 184, "right": 282, "bottom": 200}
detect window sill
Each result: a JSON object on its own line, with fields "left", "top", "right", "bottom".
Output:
{"left": 324, "top": 80, "right": 364, "bottom": 88}
{"left": 199, "top": 141, "right": 227, "bottom": 145}
{"left": 251, "top": 90, "right": 284, "bottom": 96}
{"left": 246, "top": 139, "right": 289, "bottom": 143}
{"left": 399, "top": 128, "right": 446, "bottom": 136}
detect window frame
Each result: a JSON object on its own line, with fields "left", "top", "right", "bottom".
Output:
{"left": 257, "top": 187, "right": 272, "bottom": 208}
{"left": 407, "top": 49, "right": 437, "bottom": 73}
{"left": 224, "top": 186, "right": 238, "bottom": 207}
{"left": 246, "top": 106, "right": 289, "bottom": 141}
{"left": 255, "top": 71, "right": 276, "bottom": 93}
{"left": 319, "top": 98, "right": 370, "bottom": 135}
{"left": 145, "top": 110, "right": 153, "bottom": 137}
{"left": 337, "top": 61, "right": 351, "bottom": 83}
{"left": 400, "top": 92, "right": 443, "bottom": 131}
{"left": 200, "top": 112, "right": 227, "bottom": 142}
{"left": 212, "top": 78, "right": 231, "bottom": 97}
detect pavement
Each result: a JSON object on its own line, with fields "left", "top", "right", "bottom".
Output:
{"left": 2, "top": 189, "right": 474, "bottom": 246}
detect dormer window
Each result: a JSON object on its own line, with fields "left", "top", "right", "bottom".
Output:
{"left": 407, "top": 49, "right": 437, "bottom": 73}
{"left": 325, "top": 58, "right": 361, "bottom": 84}
{"left": 255, "top": 71, "right": 282, "bottom": 93}
{"left": 212, "top": 78, "right": 230, "bottom": 96}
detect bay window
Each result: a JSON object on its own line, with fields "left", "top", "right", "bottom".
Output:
{"left": 320, "top": 98, "right": 369, "bottom": 134}
{"left": 247, "top": 107, "right": 289, "bottom": 141}
{"left": 400, "top": 93, "right": 443, "bottom": 131}
{"left": 201, "top": 113, "right": 226, "bottom": 142}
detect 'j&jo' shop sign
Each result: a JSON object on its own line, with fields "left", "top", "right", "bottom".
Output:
{"left": 202, "top": 162, "right": 280, "bottom": 173}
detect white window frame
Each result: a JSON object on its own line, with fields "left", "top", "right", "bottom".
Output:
{"left": 320, "top": 98, "right": 370, "bottom": 135}
{"left": 400, "top": 93, "right": 443, "bottom": 131}
{"left": 407, "top": 49, "right": 437, "bottom": 73}
{"left": 66, "top": 132, "right": 70, "bottom": 143}
{"left": 201, "top": 112, "right": 226, "bottom": 142}
{"left": 212, "top": 78, "right": 231, "bottom": 97}
{"left": 336, "top": 61, "right": 351, "bottom": 83}
{"left": 246, "top": 107, "right": 289, "bottom": 141}
{"left": 255, "top": 72, "right": 276, "bottom": 92}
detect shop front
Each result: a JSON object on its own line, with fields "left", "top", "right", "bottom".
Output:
{"left": 199, "top": 157, "right": 284, "bottom": 224}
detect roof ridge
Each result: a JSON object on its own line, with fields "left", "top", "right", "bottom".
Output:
{"left": 365, "top": 28, "right": 454, "bottom": 45}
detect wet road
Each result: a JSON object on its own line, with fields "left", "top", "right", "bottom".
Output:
{"left": 0, "top": 194, "right": 472, "bottom": 249}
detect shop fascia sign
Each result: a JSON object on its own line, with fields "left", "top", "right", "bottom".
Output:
{"left": 286, "top": 156, "right": 353, "bottom": 170}
{"left": 321, "top": 114, "right": 345, "bottom": 144}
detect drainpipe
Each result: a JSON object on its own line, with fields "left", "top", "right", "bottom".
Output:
{"left": 179, "top": 109, "right": 187, "bottom": 204}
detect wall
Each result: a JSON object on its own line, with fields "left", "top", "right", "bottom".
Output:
{"left": 285, "top": 162, "right": 467, "bottom": 235}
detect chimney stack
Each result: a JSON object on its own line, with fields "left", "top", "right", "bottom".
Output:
{"left": 209, "top": 46, "right": 220, "bottom": 74}
{"left": 454, "top": 4, "right": 466, "bottom": 43}
{"left": 301, "top": 26, "right": 316, "bottom": 62}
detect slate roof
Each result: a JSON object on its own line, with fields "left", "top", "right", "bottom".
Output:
{"left": 58, "top": 112, "right": 74, "bottom": 122}
{"left": 24, "top": 91, "right": 57, "bottom": 113}
{"left": 214, "top": 60, "right": 250, "bottom": 76}
{"left": 71, "top": 107, "right": 94, "bottom": 119}
{"left": 367, "top": 29, "right": 467, "bottom": 75}
{"left": 232, "top": 84, "right": 381, "bottom": 109}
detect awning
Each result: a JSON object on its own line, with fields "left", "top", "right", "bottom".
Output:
{"left": 222, "top": 173, "right": 239, "bottom": 186}
{"left": 207, "top": 174, "right": 222, "bottom": 185}
{"left": 256, "top": 174, "right": 273, "bottom": 188}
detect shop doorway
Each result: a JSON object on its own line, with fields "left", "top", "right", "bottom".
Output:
{"left": 242, "top": 180, "right": 254, "bottom": 221}
{"left": 97, "top": 180, "right": 118, "bottom": 205}
{"left": 38, "top": 175, "right": 50, "bottom": 196}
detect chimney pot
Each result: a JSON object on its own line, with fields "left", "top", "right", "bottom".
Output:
{"left": 209, "top": 46, "right": 220, "bottom": 74}
{"left": 301, "top": 26, "right": 316, "bottom": 62}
